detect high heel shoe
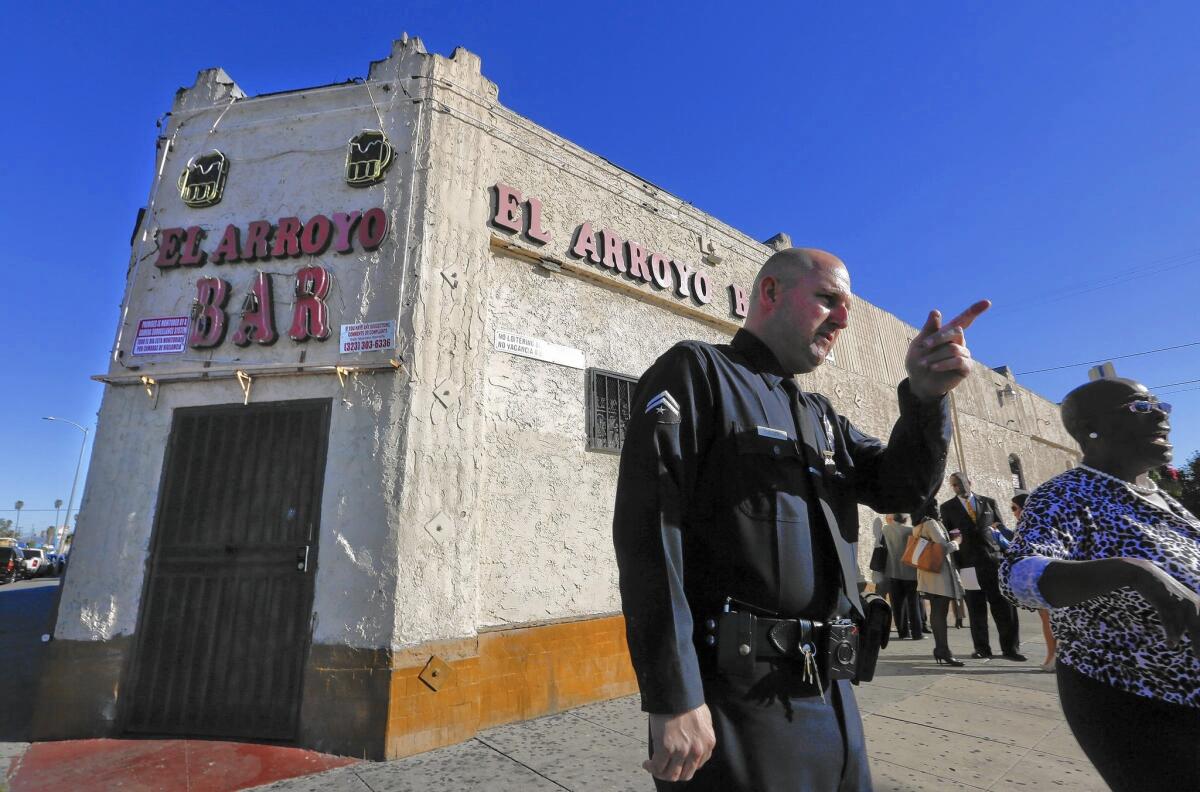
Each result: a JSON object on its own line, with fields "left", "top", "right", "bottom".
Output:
{"left": 933, "top": 648, "right": 964, "bottom": 667}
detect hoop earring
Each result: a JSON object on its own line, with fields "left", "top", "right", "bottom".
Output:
{"left": 1088, "top": 432, "right": 1099, "bottom": 439}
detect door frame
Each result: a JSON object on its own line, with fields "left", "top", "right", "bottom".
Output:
{"left": 118, "top": 398, "right": 332, "bottom": 739}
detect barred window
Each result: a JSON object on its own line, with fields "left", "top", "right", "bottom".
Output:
{"left": 1009, "top": 454, "right": 1026, "bottom": 491}
{"left": 587, "top": 368, "right": 638, "bottom": 452}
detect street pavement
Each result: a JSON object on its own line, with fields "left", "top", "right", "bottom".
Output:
{"left": 246, "top": 620, "right": 1105, "bottom": 792}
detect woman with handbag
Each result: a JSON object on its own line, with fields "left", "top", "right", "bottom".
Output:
{"left": 912, "top": 503, "right": 965, "bottom": 666}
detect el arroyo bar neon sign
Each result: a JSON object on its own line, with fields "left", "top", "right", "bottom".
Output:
{"left": 153, "top": 208, "right": 389, "bottom": 349}
{"left": 491, "top": 184, "right": 751, "bottom": 318}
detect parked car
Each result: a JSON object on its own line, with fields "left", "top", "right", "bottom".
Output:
{"left": 0, "top": 547, "right": 21, "bottom": 584}
{"left": 21, "top": 548, "right": 47, "bottom": 579}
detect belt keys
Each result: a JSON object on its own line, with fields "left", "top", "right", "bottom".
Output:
{"left": 799, "top": 641, "right": 825, "bottom": 704}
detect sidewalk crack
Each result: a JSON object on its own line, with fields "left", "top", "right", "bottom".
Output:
{"left": 564, "top": 711, "right": 641, "bottom": 743}
{"left": 350, "top": 767, "right": 381, "bottom": 791}
{"left": 869, "top": 711, "right": 1034, "bottom": 749}
{"left": 983, "top": 743, "right": 1037, "bottom": 792}
{"left": 918, "top": 691, "right": 1061, "bottom": 721}
{"left": 474, "top": 736, "right": 573, "bottom": 790}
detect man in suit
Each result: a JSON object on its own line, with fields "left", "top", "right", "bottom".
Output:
{"left": 940, "top": 473, "right": 1025, "bottom": 660}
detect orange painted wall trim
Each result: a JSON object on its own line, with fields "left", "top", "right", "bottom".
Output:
{"left": 384, "top": 614, "right": 639, "bottom": 759}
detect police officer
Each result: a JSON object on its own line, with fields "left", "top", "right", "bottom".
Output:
{"left": 612, "top": 248, "right": 989, "bottom": 790}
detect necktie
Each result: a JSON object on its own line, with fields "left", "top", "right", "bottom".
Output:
{"left": 964, "top": 497, "right": 977, "bottom": 522}
{"left": 781, "top": 379, "right": 862, "bottom": 619}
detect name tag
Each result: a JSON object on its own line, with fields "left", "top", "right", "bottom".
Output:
{"left": 756, "top": 425, "right": 790, "bottom": 440}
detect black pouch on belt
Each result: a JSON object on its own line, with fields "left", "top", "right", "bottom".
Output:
{"left": 716, "top": 608, "right": 756, "bottom": 676}
{"left": 853, "top": 593, "right": 892, "bottom": 683}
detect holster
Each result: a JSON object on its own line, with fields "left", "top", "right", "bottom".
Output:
{"left": 853, "top": 593, "right": 891, "bottom": 683}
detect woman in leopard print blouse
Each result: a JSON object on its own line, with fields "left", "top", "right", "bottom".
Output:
{"left": 1000, "top": 377, "right": 1200, "bottom": 792}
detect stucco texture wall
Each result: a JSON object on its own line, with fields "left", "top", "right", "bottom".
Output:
{"left": 478, "top": 259, "right": 730, "bottom": 627}
{"left": 56, "top": 372, "right": 411, "bottom": 646}
{"left": 418, "top": 48, "right": 1081, "bottom": 627}
{"left": 57, "top": 42, "right": 439, "bottom": 652}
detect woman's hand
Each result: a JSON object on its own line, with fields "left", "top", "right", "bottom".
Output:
{"left": 1128, "top": 558, "right": 1200, "bottom": 659}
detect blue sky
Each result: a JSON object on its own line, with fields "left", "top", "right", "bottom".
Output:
{"left": 1, "top": 2, "right": 1197, "bottom": 534}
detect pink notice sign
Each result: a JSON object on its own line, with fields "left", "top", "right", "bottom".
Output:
{"left": 132, "top": 316, "right": 189, "bottom": 355}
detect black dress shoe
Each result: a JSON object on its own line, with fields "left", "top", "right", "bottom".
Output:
{"left": 1001, "top": 652, "right": 1028, "bottom": 662}
{"left": 970, "top": 651, "right": 993, "bottom": 659}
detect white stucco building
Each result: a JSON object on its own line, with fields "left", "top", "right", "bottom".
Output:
{"left": 39, "top": 36, "right": 1079, "bottom": 759}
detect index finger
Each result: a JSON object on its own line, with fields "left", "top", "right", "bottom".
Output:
{"left": 945, "top": 299, "right": 991, "bottom": 331}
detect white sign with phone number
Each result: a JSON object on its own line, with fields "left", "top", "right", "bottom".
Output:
{"left": 340, "top": 320, "right": 396, "bottom": 354}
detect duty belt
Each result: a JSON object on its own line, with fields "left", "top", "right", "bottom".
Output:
{"left": 756, "top": 615, "right": 825, "bottom": 660}
{"left": 707, "top": 607, "right": 833, "bottom": 700}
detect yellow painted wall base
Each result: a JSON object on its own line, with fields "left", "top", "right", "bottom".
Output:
{"left": 385, "top": 614, "right": 639, "bottom": 759}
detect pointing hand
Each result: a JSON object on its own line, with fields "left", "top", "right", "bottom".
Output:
{"left": 905, "top": 300, "right": 991, "bottom": 401}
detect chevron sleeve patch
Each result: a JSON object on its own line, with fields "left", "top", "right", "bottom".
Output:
{"left": 644, "top": 390, "right": 681, "bottom": 422}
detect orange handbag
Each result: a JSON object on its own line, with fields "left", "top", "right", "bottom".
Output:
{"left": 901, "top": 535, "right": 945, "bottom": 573}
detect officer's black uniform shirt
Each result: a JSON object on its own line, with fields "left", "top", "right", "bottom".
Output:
{"left": 612, "top": 330, "right": 951, "bottom": 714}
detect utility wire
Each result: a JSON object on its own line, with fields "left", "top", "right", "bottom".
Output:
{"left": 1158, "top": 385, "right": 1200, "bottom": 397}
{"left": 1015, "top": 340, "right": 1200, "bottom": 376}
{"left": 992, "top": 249, "right": 1200, "bottom": 315}
{"left": 1152, "top": 377, "right": 1200, "bottom": 390}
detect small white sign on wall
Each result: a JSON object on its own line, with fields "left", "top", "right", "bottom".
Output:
{"left": 132, "top": 316, "right": 189, "bottom": 355}
{"left": 340, "top": 320, "right": 396, "bottom": 354}
{"left": 495, "top": 330, "right": 585, "bottom": 369}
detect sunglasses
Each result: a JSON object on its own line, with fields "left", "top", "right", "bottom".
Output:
{"left": 1121, "top": 399, "right": 1172, "bottom": 415}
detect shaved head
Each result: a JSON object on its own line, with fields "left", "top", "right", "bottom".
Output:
{"left": 744, "top": 247, "right": 852, "bottom": 374}
{"left": 750, "top": 248, "right": 847, "bottom": 297}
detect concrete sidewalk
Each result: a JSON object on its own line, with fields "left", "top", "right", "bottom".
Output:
{"left": 247, "top": 623, "right": 1104, "bottom": 792}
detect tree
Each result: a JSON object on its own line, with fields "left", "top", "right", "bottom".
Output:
{"left": 1151, "top": 465, "right": 1183, "bottom": 498}
{"left": 0, "top": 518, "right": 15, "bottom": 539}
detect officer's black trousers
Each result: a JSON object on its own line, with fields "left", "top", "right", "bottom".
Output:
{"left": 653, "top": 660, "right": 871, "bottom": 791}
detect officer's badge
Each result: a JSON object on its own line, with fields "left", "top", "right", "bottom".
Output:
{"left": 822, "top": 415, "right": 837, "bottom": 468}
{"left": 345, "top": 130, "right": 393, "bottom": 186}
{"left": 178, "top": 150, "right": 229, "bottom": 207}
{"left": 645, "top": 390, "right": 681, "bottom": 423}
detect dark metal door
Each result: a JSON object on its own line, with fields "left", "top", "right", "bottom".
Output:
{"left": 123, "top": 399, "right": 331, "bottom": 740}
